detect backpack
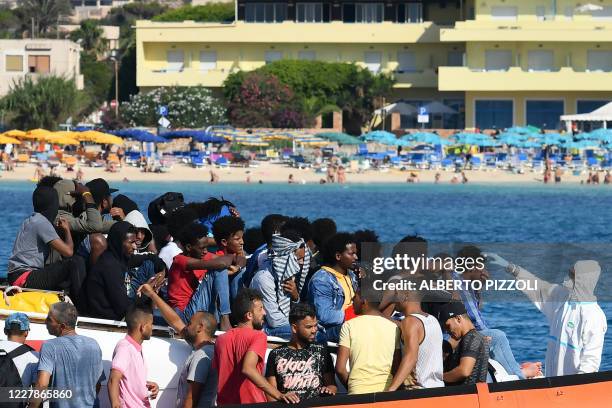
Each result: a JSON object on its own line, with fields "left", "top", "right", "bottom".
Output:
{"left": 0, "top": 344, "right": 33, "bottom": 408}
{"left": 0, "top": 344, "right": 32, "bottom": 387}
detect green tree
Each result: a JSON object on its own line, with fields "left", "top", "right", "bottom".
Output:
{"left": 152, "top": 3, "right": 234, "bottom": 22}
{"left": 0, "top": 7, "right": 20, "bottom": 38}
{"left": 80, "top": 53, "right": 113, "bottom": 115}
{"left": 1, "top": 76, "right": 85, "bottom": 129}
{"left": 224, "top": 60, "right": 394, "bottom": 134}
{"left": 17, "top": 0, "right": 71, "bottom": 36}
{"left": 70, "top": 20, "right": 107, "bottom": 57}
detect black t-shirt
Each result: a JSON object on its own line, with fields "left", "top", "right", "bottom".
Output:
{"left": 444, "top": 329, "right": 489, "bottom": 385}
{"left": 265, "top": 343, "right": 334, "bottom": 400}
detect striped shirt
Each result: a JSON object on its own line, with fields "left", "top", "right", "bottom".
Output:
{"left": 452, "top": 272, "right": 488, "bottom": 330}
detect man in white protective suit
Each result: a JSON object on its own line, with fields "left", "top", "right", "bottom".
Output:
{"left": 487, "top": 254, "right": 607, "bottom": 377}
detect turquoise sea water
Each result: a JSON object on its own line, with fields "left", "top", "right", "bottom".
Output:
{"left": 1, "top": 181, "right": 611, "bottom": 370}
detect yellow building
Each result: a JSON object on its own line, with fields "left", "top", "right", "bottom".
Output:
{"left": 136, "top": 0, "right": 612, "bottom": 130}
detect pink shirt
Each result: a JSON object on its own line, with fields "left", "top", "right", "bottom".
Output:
{"left": 111, "top": 335, "right": 150, "bottom": 408}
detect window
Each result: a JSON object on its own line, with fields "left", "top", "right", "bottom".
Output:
{"left": 265, "top": 51, "right": 282, "bottom": 64}
{"left": 298, "top": 50, "right": 316, "bottom": 60}
{"left": 199, "top": 51, "right": 217, "bottom": 71}
{"left": 475, "top": 100, "right": 513, "bottom": 129}
{"left": 526, "top": 100, "right": 563, "bottom": 129}
{"left": 527, "top": 50, "right": 554, "bottom": 71}
{"left": 536, "top": 6, "right": 546, "bottom": 21}
{"left": 491, "top": 6, "right": 518, "bottom": 21}
{"left": 443, "top": 99, "right": 465, "bottom": 129}
{"left": 5, "top": 55, "right": 23, "bottom": 72}
{"left": 577, "top": 100, "right": 609, "bottom": 114}
{"left": 364, "top": 51, "right": 382, "bottom": 73}
{"left": 397, "top": 51, "right": 417, "bottom": 72}
{"left": 447, "top": 51, "right": 464, "bottom": 67}
{"left": 592, "top": 7, "right": 612, "bottom": 21}
{"left": 485, "top": 50, "right": 512, "bottom": 71}
{"left": 343, "top": 3, "right": 355, "bottom": 22}
{"left": 564, "top": 6, "right": 573, "bottom": 20}
{"left": 406, "top": 3, "right": 423, "bottom": 23}
{"left": 28, "top": 55, "right": 50, "bottom": 74}
{"left": 355, "top": 3, "right": 384, "bottom": 23}
{"left": 245, "top": 3, "right": 287, "bottom": 22}
{"left": 296, "top": 3, "right": 323, "bottom": 22}
{"left": 166, "top": 50, "right": 184, "bottom": 72}
{"left": 587, "top": 51, "right": 612, "bottom": 72}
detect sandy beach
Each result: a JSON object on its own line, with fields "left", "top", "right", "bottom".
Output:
{"left": 0, "top": 161, "right": 599, "bottom": 185}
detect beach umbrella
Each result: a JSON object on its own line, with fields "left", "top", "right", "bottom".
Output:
{"left": 316, "top": 132, "right": 360, "bottom": 145}
{"left": 422, "top": 101, "right": 457, "bottom": 115}
{"left": 575, "top": 3, "right": 603, "bottom": 12}
{"left": 3, "top": 129, "right": 26, "bottom": 138}
{"left": 519, "top": 141, "right": 542, "bottom": 148}
{"left": 361, "top": 130, "right": 397, "bottom": 143}
{"left": 505, "top": 126, "right": 534, "bottom": 134}
{"left": 19, "top": 128, "right": 51, "bottom": 140}
{"left": 44, "top": 135, "right": 80, "bottom": 145}
{"left": 0, "top": 134, "right": 21, "bottom": 144}
{"left": 160, "top": 129, "right": 227, "bottom": 144}
{"left": 77, "top": 130, "right": 124, "bottom": 145}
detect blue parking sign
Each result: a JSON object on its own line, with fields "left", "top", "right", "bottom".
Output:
{"left": 158, "top": 106, "right": 168, "bottom": 116}
{"left": 419, "top": 106, "right": 427, "bottom": 115}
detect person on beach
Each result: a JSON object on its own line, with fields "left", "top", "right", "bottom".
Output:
{"left": 451, "top": 246, "right": 541, "bottom": 379}
{"left": 336, "top": 166, "right": 346, "bottom": 184}
{"left": 335, "top": 290, "right": 401, "bottom": 394}
{"left": 167, "top": 222, "right": 239, "bottom": 329}
{"left": 7, "top": 186, "right": 87, "bottom": 304}
{"left": 30, "top": 302, "right": 104, "bottom": 408}
{"left": 439, "top": 301, "right": 489, "bottom": 386}
{"left": 209, "top": 169, "right": 219, "bottom": 183}
{"left": 213, "top": 288, "right": 298, "bottom": 405}
{"left": 108, "top": 304, "right": 159, "bottom": 408}
{"left": 138, "top": 283, "right": 218, "bottom": 408}
{"left": 435, "top": 172, "right": 441, "bottom": 183}
{"left": 605, "top": 171, "right": 612, "bottom": 184}
{"left": 1, "top": 313, "right": 39, "bottom": 388}
{"left": 250, "top": 228, "right": 310, "bottom": 339}
{"left": 326, "top": 164, "right": 335, "bottom": 183}
{"left": 266, "top": 303, "right": 337, "bottom": 401}
{"left": 555, "top": 167, "right": 563, "bottom": 183}
{"left": 288, "top": 174, "right": 295, "bottom": 184}
{"left": 307, "top": 233, "right": 359, "bottom": 343}
{"left": 487, "top": 254, "right": 608, "bottom": 376}
{"left": 387, "top": 285, "right": 444, "bottom": 390}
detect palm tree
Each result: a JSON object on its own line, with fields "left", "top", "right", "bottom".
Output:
{"left": 70, "top": 20, "right": 108, "bottom": 58}
{"left": 18, "top": 0, "right": 71, "bottom": 36}
{"left": 0, "top": 76, "right": 84, "bottom": 129}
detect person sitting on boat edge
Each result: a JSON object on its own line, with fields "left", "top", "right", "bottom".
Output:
{"left": 83, "top": 221, "right": 165, "bottom": 321}
{"left": 307, "top": 232, "right": 359, "bottom": 343}
{"left": 7, "top": 186, "right": 87, "bottom": 306}
{"left": 214, "top": 288, "right": 300, "bottom": 405}
{"left": 210, "top": 216, "right": 248, "bottom": 325}
{"left": 138, "top": 283, "right": 218, "bottom": 408}
{"left": 451, "top": 245, "right": 542, "bottom": 379}
{"left": 250, "top": 227, "right": 310, "bottom": 340}
{"left": 108, "top": 304, "right": 159, "bottom": 408}
{"left": 487, "top": 254, "right": 608, "bottom": 377}
{"left": 30, "top": 302, "right": 104, "bottom": 408}
{"left": 335, "top": 290, "right": 401, "bottom": 394}
{"left": 0, "top": 312, "right": 39, "bottom": 389}
{"left": 439, "top": 301, "right": 490, "bottom": 386}
{"left": 167, "top": 222, "right": 238, "bottom": 331}
{"left": 266, "top": 302, "right": 337, "bottom": 401}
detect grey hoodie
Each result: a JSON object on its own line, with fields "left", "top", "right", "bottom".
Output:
{"left": 124, "top": 209, "right": 153, "bottom": 251}
{"left": 53, "top": 179, "right": 107, "bottom": 234}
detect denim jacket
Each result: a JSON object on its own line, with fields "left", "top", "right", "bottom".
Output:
{"left": 307, "top": 267, "right": 358, "bottom": 328}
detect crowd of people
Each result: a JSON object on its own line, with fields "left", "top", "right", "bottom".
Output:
{"left": 1, "top": 176, "right": 608, "bottom": 407}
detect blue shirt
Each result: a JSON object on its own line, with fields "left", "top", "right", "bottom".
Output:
{"left": 452, "top": 272, "right": 488, "bottom": 331}
{"left": 38, "top": 334, "right": 104, "bottom": 408}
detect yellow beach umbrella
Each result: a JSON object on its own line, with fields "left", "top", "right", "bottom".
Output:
{"left": 26, "top": 128, "right": 52, "bottom": 140}
{"left": 44, "top": 135, "right": 80, "bottom": 145}
{"left": 4, "top": 129, "right": 26, "bottom": 138}
{"left": 76, "top": 130, "right": 123, "bottom": 145}
{"left": 0, "top": 134, "right": 21, "bottom": 144}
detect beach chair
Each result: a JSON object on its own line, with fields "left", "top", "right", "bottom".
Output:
{"left": 357, "top": 144, "right": 368, "bottom": 156}
{"left": 441, "top": 158, "right": 454, "bottom": 171}
{"left": 587, "top": 157, "right": 600, "bottom": 170}
{"left": 411, "top": 153, "right": 427, "bottom": 169}
{"left": 215, "top": 156, "right": 229, "bottom": 167}
{"left": 470, "top": 157, "right": 482, "bottom": 170}
{"left": 16, "top": 153, "right": 29, "bottom": 166}
{"left": 429, "top": 155, "right": 442, "bottom": 170}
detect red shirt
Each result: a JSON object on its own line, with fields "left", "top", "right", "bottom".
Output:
{"left": 167, "top": 252, "right": 214, "bottom": 310}
{"left": 213, "top": 327, "right": 267, "bottom": 405}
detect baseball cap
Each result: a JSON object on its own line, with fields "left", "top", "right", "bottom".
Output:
{"left": 4, "top": 312, "right": 30, "bottom": 331}
{"left": 437, "top": 301, "right": 467, "bottom": 325}
{"left": 85, "top": 178, "right": 118, "bottom": 205}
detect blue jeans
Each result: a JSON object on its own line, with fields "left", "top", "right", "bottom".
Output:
{"left": 264, "top": 323, "right": 292, "bottom": 340}
{"left": 480, "top": 328, "right": 524, "bottom": 379}
{"left": 315, "top": 324, "right": 342, "bottom": 344}
{"left": 126, "top": 260, "right": 157, "bottom": 300}
{"left": 229, "top": 267, "right": 246, "bottom": 302}
{"left": 179, "top": 269, "right": 231, "bottom": 324}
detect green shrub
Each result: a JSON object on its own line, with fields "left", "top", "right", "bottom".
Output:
{"left": 152, "top": 3, "right": 234, "bottom": 22}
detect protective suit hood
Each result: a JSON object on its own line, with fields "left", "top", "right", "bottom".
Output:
{"left": 563, "top": 260, "right": 600, "bottom": 302}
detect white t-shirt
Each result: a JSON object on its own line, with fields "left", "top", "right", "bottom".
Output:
{"left": 159, "top": 241, "right": 183, "bottom": 270}
{"left": 0, "top": 340, "right": 39, "bottom": 386}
